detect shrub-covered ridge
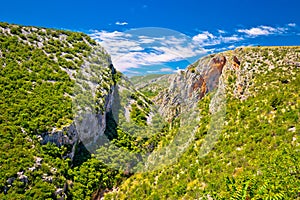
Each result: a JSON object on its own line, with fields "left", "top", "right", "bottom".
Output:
{"left": 104, "top": 46, "right": 300, "bottom": 199}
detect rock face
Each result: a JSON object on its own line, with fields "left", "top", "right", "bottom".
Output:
{"left": 41, "top": 87, "right": 115, "bottom": 160}
{"left": 40, "top": 47, "right": 116, "bottom": 160}
{"left": 154, "top": 54, "right": 228, "bottom": 121}
{"left": 233, "top": 55, "right": 240, "bottom": 69}
{"left": 41, "top": 124, "right": 78, "bottom": 159}
{"left": 204, "top": 55, "right": 226, "bottom": 91}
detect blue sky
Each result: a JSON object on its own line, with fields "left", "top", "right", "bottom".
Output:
{"left": 1, "top": 0, "right": 300, "bottom": 75}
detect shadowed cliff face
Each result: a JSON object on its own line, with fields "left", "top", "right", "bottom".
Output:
{"left": 41, "top": 46, "right": 116, "bottom": 161}
{"left": 154, "top": 54, "right": 228, "bottom": 121}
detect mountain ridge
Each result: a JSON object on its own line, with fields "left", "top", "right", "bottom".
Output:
{"left": 104, "top": 46, "right": 300, "bottom": 199}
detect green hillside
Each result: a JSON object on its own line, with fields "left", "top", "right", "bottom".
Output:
{"left": 0, "top": 22, "right": 123, "bottom": 200}
{"left": 105, "top": 47, "right": 300, "bottom": 199}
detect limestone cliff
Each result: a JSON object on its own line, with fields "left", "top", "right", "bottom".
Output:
{"left": 42, "top": 45, "right": 117, "bottom": 160}
{"left": 154, "top": 53, "right": 230, "bottom": 121}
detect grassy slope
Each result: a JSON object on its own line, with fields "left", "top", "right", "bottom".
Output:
{"left": 105, "top": 47, "right": 300, "bottom": 199}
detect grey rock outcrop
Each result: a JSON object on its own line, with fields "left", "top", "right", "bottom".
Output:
{"left": 40, "top": 45, "right": 116, "bottom": 160}
{"left": 154, "top": 54, "right": 228, "bottom": 121}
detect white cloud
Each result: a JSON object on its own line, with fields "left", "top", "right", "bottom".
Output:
{"left": 90, "top": 30, "right": 131, "bottom": 41}
{"left": 146, "top": 70, "right": 159, "bottom": 73}
{"left": 90, "top": 30, "right": 207, "bottom": 72}
{"left": 221, "top": 35, "right": 243, "bottom": 43}
{"left": 238, "top": 27, "right": 270, "bottom": 36}
{"left": 139, "top": 38, "right": 156, "bottom": 44}
{"left": 192, "top": 31, "right": 215, "bottom": 43}
{"left": 193, "top": 32, "right": 221, "bottom": 47}
{"left": 277, "top": 27, "right": 288, "bottom": 32}
{"left": 160, "top": 67, "right": 173, "bottom": 72}
{"left": 89, "top": 24, "right": 297, "bottom": 74}
{"left": 90, "top": 29, "right": 245, "bottom": 72}
{"left": 260, "top": 26, "right": 276, "bottom": 32}
{"left": 115, "top": 21, "right": 128, "bottom": 26}
{"left": 192, "top": 31, "right": 243, "bottom": 47}
{"left": 237, "top": 25, "right": 286, "bottom": 36}
{"left": 288, "top": 23, "right": 296, "bottom": 27}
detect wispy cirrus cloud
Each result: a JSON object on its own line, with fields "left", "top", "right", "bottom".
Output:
{"left": 90, "top": 29, "right": 207, "bottom": 72}
{"left": 288, "top": 23, "right": 296, "bottom": 27}
{"left": 115, "top": 21, "right": 128, "bottom": 26}
{"left": 89, "top": 23, "right": 299, "bottom": 75}
{"left": 160, "top": 67, "right": 174, "bottom": 72}
{"left": 237, "top": 25, "right": 287, "bottom": 36}
{"left": 92, "top": 30, "right": 131, "bottom": 40}
{"left": 192, "top": 31, "right": 215, "bottom": 43}
{"left": 221, "top": 35, "right": 244, "bottom": 43}
{"left": 192, "top": 31, "right": 243, "bottom": 46}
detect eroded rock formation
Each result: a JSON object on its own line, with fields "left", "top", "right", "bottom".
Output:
{"left": 154, "top": 54, "right": 229, "bottom": 121}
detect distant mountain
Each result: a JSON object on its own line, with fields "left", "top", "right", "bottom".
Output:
{"left": 1, "top": 22, "right": 299, "bottom": 200}
{"left": 129, "top": 74, "right": 171, "bottom": 99}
